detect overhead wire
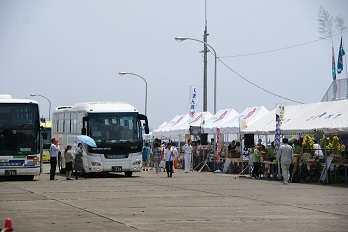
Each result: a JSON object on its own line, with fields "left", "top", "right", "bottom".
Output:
{"left": 217, "top": 58, "right": 304, "bottom": 104}
{"left": 219, "top": 31, "right": 347, "bottom": 58}
{"left": 209, "top": 32, "right": 348, "bottom": 104}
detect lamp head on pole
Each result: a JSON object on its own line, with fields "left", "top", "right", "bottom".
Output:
{"left": 30, "top": 93, "right": 37, "bottom": 97}
{"left": 118, "top": 72, "right": 128, "bottom": 76}
{"left": 175, "top": 37, "right": 188, "bottom": 42}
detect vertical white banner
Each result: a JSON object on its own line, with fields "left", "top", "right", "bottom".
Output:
{"left": 276, "top": 104, "right": 285, "bottom": 123}
{"left": 189, "top": 86, "right": 200, "bottom": 124}
{"left": 275, "top": 104, "right": 285, "bottom": 179}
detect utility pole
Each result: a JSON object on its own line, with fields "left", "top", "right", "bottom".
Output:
{"left": 203, "top": 0, "right": 208, "bottom": 112}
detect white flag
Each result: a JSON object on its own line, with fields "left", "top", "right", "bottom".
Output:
{"left": 189, "top": 86, "right": 200, "bottom": 123}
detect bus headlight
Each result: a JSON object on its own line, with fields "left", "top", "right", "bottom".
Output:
{"left": 91, "top": 162, "right": 101, "bottom": 166}
{"left": 132, "top": 160, "right": 141, "bottom": 165}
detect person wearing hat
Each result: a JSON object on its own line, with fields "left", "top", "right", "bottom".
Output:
{"left": 251, "top": 144, "right": 262, "bottom": 179}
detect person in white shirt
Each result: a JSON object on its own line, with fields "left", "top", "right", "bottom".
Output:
{"left": 164, "top": 143, "right": 174, "bottom": 177}
{"left": 277, "top": 138, "right": 294, "bottom": 185}
{"left": 49, "top": 138, "right": 60, "bottom": 180}
{"left": 183, "top": 139, "right": 193, "bottom": 173}
{"left": 313, "top": 140, "right": 324, "bottom": 158}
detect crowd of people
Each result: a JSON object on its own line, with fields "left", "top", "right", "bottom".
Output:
{"left": 48, "top": 135, "right": 347, "bottom": 184}
{"left": 142, "top": 138, "right": 190, "bottom": 177}
{"left": 240, "top": 137, "right": 342, "bottom": 184}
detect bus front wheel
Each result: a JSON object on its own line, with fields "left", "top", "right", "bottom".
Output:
{"left": 124, "top": 171, "right": 133, "bottom": 177}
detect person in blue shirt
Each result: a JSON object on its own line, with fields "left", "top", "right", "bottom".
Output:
{"left": 142, "top": 142, "right": 151, "bottom": 171}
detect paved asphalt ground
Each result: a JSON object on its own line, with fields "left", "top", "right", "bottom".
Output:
{"left": 0, "top": 163, "right": 347, "bottom": 232}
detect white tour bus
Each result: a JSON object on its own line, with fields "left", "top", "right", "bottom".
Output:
{"left": 0, "top": 94, "right": 46, "bottom": 180}
{"left": 52, "top": 101, "right": 149, "bottom": 177}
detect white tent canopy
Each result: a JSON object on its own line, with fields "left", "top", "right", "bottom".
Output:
{"left": 152, "top": 115, "right": 182, "bottom": 137}
{"left": 241, "top": 108, "right": 276, "bottom": 135}
{"left": 241, "top": 104, "right": 303, "bottom": 135}
{"left": 165, "top": 114, "right": 190, "bottom": 136}
{"left": 242, "top": 99, "right": 348, "bottom": 135}
{"left": 218, "top": 106, "right": 270, "bottom": 134}
{"left": 202, "top": 109, "right": 239, "bottom": 134}
{"left": 168, "top": 111, "right": 213, "bottom": 136}
{"left": 151, "top": 112, "right": 213, "bottom": 137}
{"left": 281, "top": 100, "right": 348, "bottom": 134}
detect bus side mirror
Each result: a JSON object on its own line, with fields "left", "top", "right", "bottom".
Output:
{"left": 81, "top": 128, "right": 87, "bottom": 135}
{"left": 139, "top": 114, "right": 149, "bottom": 134}
{"left": 144, "top": 124, "right": 149, "bottom": 134}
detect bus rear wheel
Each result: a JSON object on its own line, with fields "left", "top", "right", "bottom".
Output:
{"left": 124, "top": 171, "right": 133, "bottom": 177}
{"left": 58, "top": 153, "right": 65, "bottom": 174}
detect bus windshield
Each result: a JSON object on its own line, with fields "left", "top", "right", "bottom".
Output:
{"left": 0, "top": 103, "right": 40, "bottom": 155}
{"left": 88, "top": 113, "right": 141, "bottom": 145}
{"left": 0, "top": 103, "right": 39, "bottom": 129}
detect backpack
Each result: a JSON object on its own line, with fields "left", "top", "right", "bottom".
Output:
{"left": 142, "top": 147, "right": 147, "bottom": 161}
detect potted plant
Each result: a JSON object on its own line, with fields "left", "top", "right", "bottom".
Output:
{"left": 326, "top": 136, "right": 341, "bottom": 156}
{"left": 302, "top": 135, "right": 314, "bottom": 155}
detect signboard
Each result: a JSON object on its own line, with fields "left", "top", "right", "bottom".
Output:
{"left": 319, "top": 155, "right": 334, "bottom": 183}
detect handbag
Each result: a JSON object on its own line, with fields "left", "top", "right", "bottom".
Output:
{"left": 173, "top": 157, "right": 178, "bottom": 169}
{"left": 159, "top": 160, "right": 165, "bottom": 168}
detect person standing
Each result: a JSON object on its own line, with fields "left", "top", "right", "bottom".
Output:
{"left": 277, "top": 138, "right": 294, "bottom": 185}
{"left": 142, "top": 142, "right": 151, "bottom": 171}
{"left": 49, "top": 138, "right": 60, "bottom": 180}
{"left": 74, "top": 143, "right": 86, "bottom": 179}
{"left": 183, "top": 139, "right": 193, "bottom": 173}
{"left": 251, "top": 144, "right": 262, "bottom": 179}
{"left": 64, "top": 145, "right": 74, "bottom": 180}
{"left": 152, "top": 140, "right": 163, "bottom": 173}
{"left": 164, "top": 143, "right": 174, "bottom": 177}
{"left": 268, "top": 141, "right": 276, "bottom": 159}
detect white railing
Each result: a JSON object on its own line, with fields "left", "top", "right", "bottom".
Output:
{"left": 321, "top": 78, "right": 348, "bottom": 102}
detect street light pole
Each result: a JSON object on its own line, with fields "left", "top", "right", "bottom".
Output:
{"left": 175, "top": 37, "right": 217, "bottom": 114}
{"left": 118, "top": 72, "right": 148, "bottom": 116}
{"left": 30, "top": 93, "right": 51, "bottom": 121}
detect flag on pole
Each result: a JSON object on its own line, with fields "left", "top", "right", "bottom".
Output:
{"left": 274, "top": 104, "right": 285, "bottom": 153}
{"left": 216, "top": 128, "right": 221, "bottom": 165}
{"left": 274, "top": 120, "right": 281, "bottom": 153}
{"left": 332, "top": 47, "right": 337, "bottom": 80}
{"left": 189, "top": 86, "right": 199, "bottom": 124}
{"left": 275, "top": 104, "right": 284, "bottom": 180}
{"left": 337, "top": 36, "right": 345, "bottom": 74}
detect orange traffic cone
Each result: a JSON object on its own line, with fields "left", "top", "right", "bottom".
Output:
{"left": 4, "top": 218, "right": 13, "bottom": 231}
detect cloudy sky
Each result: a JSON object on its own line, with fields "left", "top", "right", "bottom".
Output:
{"left": 1, "top": 0, "right": 347, "bottom": 130}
